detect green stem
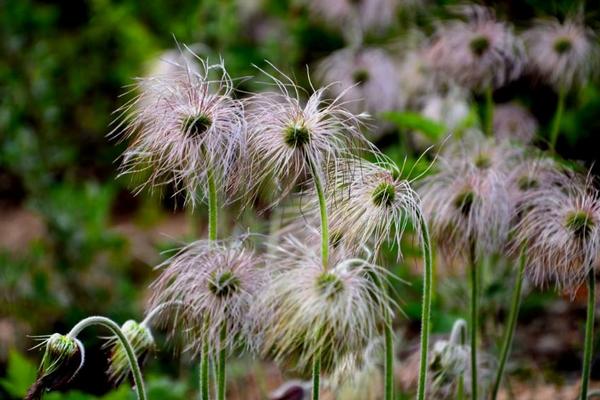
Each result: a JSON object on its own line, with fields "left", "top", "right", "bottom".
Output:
{"left": 491, "top": 248, "right": 526, "bottom": 400}
{"left": 580, "top": 269, "right": 596, "bottom": 400}
{"left": 469, "top": 244, "right": 478, "bottom": 400}
{"left": 549, "top": 86, "right": 566, "bottom": 150}
{"left": 450, "top": 319, "right": 467, "bottom": 400}
{"left": 485, "top": 86, "right": 494, "bottom": 136}
{"left": 308, "top": 158, "right": 329, "bottom": 270}
{"left": 208, "top": 171, "right": 218, "bottom": 241}
{"left": 416, "top": 214, "right": 433, "bottom": 400}
{"left": 312, "top": 353, "right": 321, "bottom": 400}
{"left": 384, "top": 315, "right": 394, "bottom": 400}
{"left": 217, "top": 324, "right": 227, "bottom": 400}
{"left": 68, "top": 316, "right": 147, "bottom": 400}
{"left": 200, "top": 341, "right": 210, "bottom": 400}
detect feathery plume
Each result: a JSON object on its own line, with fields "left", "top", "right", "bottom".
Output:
{"left": 249, "top": 239, "right": 393, "bottom": 374}
{"left": 514, "top": 171, "right": 600, "bottom": 293}
{"left": 493, "top": 103, "right": 538, "bottom": 144}
{"left": 244, "top": 67, "right": 368, "bottom": 205}
{"left": 426, "top": 5, "right": 525, "bottom": 91}
{"left": 112, "top": 54, "right": 246, "bottom": 206}
{"left": 317, "top": 47, "right": 400, "bottom": 116}
{"left": 524, "top": 17, "right": 599, "bottom": 90}
{"left": 149, "top": 239, "right": 267, "bottom": 356}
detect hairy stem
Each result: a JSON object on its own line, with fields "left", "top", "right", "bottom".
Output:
{"left": 68, "top": 316, "right": 146, "bottom": 400}
{"left": 549, "top": 86, "right": 566, "bottom": 151}
{"left": 208, "top": 171, "right": 218, "bottom": 241}
{"left": 200, "top": 341, "right": 210, "bottom": 400}
{"left": 491, "top": 248, "right": 526, "bottom": 400}
{"left": 469, "top": 243, "right": 478, "bottom": 400}
{"left": 384, "top": 314, "right": 394, "bottom": 400}
{"left": 308, "top": 158, "right": 329, "bottom": 270}
{"left": 416, "top": 213, "right": 433, "bottom": 400}
{"left": 485, "top": 86, "right": 494, "bottom": 136}
{"left": 217, "top": 324, "right": 227, "bottom": 400}
{"left": 312, "top": 352, "right": 321, "bottom": 400}
{"left": 580, "top": 269, "right": 596, "bottom": 400}
{"left": 450, "top": 319, "right": 467, "bottom": 400}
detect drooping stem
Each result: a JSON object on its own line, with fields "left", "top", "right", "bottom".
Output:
{"left": 384, "top": 315, "right": 394, "bottom": 400}
{"left": 200, "top": 340, "right": 210, "bottom": 400}
{"left": 217, "top": 324, "right": 227, "bottom": 400}
{"left": 449, "top": 319, "right": 467, "bottom": 400}
{"left": 416, "top": 213, "right": 433, "bottom": 400}
{"left": 469, "top": 243, "right": 478, "bottom": 400}
{"left": 491, "top": 248, "right": 526, "bottom": 400}
{"left": 312, "top": 352, "right": 321, "bottom": 400}
{"left": 308, "top": 158, "right": 329, "bottom": 270}
{"left": 208, "top": 171, "right": 218, "bottom": 242}
{"left": 68, "top": 316, "right": 147, "bottom": 400}
{"left": 549, "top": 86, "right": 566, "bottom": 150}
{"left": 484, "top": 86, "right": 494, "bottom": 136}
{"left": 580, "top": 269, "right": 596, "bottom": 400}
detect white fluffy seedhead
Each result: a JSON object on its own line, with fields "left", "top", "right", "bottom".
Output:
{"left": 249, "top": 239, "right": 393, "bottom": 374}
{"left": 426, "top": 5, "right": 525, "bottom": 91}
{"left": 148, "top": 239, "right": 267, "bottom": 357}
{"left": 493, "top": 102, "right": 538, "bottom": 144}
{"left": 244, "top": 67, "right": 369, "bottom": 206}
{"left": 111, "top": 53, "right": 246, "bottom": 207}
{"left": 419, "top": 154, "right": 511, "bottom": 259}
{"left": 515, "top": 171, "right": 600, "bottom": 293}
{"left": 326, "top": 157, "right": 422, "bottom": 258}
{"left": 317, "top": 47, "right": 401, "bottom": 116}
{"left": 307, "top": 0, "right": 402, "bottom": 38}
{"left": 524, "top": 17, "right": 599, "bottom": 90}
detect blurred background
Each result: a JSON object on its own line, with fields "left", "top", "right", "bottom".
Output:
{"left": 2, "top": 0, "right": 600, "bottom": 399}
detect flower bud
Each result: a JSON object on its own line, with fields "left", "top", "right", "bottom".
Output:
{"left": 26, "top": 334, "right": 84, "bottom": 400}
{"left": 105, "top": 320, "right": 154, "bottom": 384}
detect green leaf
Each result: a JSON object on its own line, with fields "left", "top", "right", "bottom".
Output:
{"left": 0, "top": 350, "right": 38, "bottom": 397}
{"left": 380, "top": 111, "right": 447, "bottom": 141}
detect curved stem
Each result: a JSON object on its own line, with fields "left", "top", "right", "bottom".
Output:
{"left": 550, "top": 87, "right": 566, "bottom": 151}
{"left": 484, "top": 86, "right": 494, "bottom": 136}
{"left": 217, "top": 324, "right": 227, "bottom": 400}
{"left": 384, "top": 316, "right": 394, "bottom": 400}
{"left": 449, "top": 319, "right": 467, "bottom": 400}
{"left": 580, "top": 270, "right": 596, "bottom": 400}
{"left": 416, "top": 213, "right": 433, "bottom": 400}
{"left": 312, "top": 352, "right": 321, "bottom": 400}
{"left": 491, "top": 248, "right": 526, "bottom": 400}
{"left": 68, "top": 316, "right": 147, "bottom": 400}
{"left": 308, "top": 158, "right": 329, "bottom": 270}
{"left": 469, "top": 244, "right": 478, "bottom": 400}
{"left": 208, "top": 171, "right": 218, "bottom": 242}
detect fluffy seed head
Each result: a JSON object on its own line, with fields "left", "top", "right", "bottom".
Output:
{"left": 249, "top": 240, "right": 393, "bottom": 374}
{"left": 104, "top": 320, "right": 154, "bottom": 384}
{"left": 514, "top": 172, "right": 600, "bottom": 293}
{"left": 493, "top": 103, "right": 538, "bottom": 144}
{"left": 244, "top": 68, "right": 368, "bottom": 205}
{"left": 148, "top": 240, "right": 266, "bottom": 356}
{"left": 419, "top": 152, "right": 512, "bottom": 259}
{"left": 326, "top": 157, "right": 421, "bottom": 257}
{"left": 111, "top": 54, "right": 246, "bottom": 207}
{"left": 524, "top": 17, "right": 598, "bottom": 89}
{"left": 426, "top": 6, "right": 525, "bottom": 91}
{"left": 307, "top": 0, "right": 401, "bottom": 36}
{"left": 317, "top": 47, "right": 401, "bottom": 115}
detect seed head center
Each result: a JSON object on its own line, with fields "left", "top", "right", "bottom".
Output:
{"left": 565, "top": 210, "right": 595, "bottom": 238}
{"left": 208, "top": 271, "right": 240, "bottom": 298}
{"left": 470, "top": 35, "right": 491, "bottom": 56}
{"left": 372, "top": 182, "right": 396, "bottom": 207}
{"left": 284, "top": 124, "right": 311, "bottom": 148}
{"left": 553, "top": 37, "right": 573, "bottom": 55}
{"left": 182, "top": 113, "right": 212, "bottom": 137}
